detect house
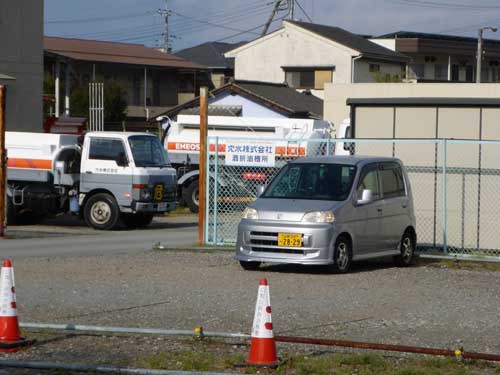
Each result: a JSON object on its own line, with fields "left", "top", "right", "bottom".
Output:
{"left": 371, "top": 31, "right": 500, "bottom": 83}
{"left": 157, "top": 80, "right": 323, "bottom": 120}
{"left": 0, "top": 0, "right": 44, "bottom": 132}
{"left": 44, "top": 37, "right": 207, "bottom": 125}
{"left": 175, "top": 42, "right": 245, "bottom": 89}
{"left": 225, "top": 20, "right": 410, "bottom": 98}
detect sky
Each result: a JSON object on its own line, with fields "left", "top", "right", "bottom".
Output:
{"left": 44, "top": 0, "right": 500, "bottom": 52}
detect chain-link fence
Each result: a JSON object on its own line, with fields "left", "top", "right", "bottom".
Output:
{"left": 206, "top": 136, "right": 500, "bottom": 261}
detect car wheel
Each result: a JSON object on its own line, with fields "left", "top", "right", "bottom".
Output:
{"left": 394, "top": 230, "right": 415, "bottom": 267}
{"left": 332, "top": 235, "right": 352, "bottom": 273}
{"left": 239, "top": 261, "right": 261, "bottom": 271}
{"left": 183, "top": 180, "right": 199, "bottom": 213}
{"left": 84, "top": 193, "right": 120, "bottom": 230}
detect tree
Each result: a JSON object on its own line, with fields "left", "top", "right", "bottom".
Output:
{"left": 71, "top": 81, "right": 127, "bottom": 122}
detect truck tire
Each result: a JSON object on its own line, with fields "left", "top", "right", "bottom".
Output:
{"left": 183, "top": 180, "right": 199, "bottom": 213}
{"left": 6, "top": 199, "right": 17, "bottom": 226}
{"left": 121, "top": 213, "right": 154, "bottom": 229}
{"left": 84, "top": 193, "right": 120, "bottom": 230}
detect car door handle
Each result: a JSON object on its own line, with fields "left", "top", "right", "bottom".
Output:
{"left": 85, "top": 171, "right": 93, "bottom": 174}
{"left": 377, "top": 208, "right": 383, "bottom": 212}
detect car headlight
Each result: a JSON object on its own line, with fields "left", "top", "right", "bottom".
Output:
{"left": 302, "top": 211, "right": 335, "bottom": 223}
{"left": 242, "top": 207, "right": 259, "bottom": 220}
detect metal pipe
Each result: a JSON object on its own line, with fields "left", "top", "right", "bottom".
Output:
{"left": 274, "top": 336, "right": 500, "bottom": 362}
{"left": 0, "top": 359, "right": 239, "bottom": 375}
{"left": 55, "top": 61, "right": 60, "bottom": 118}
{"left": 19, "top": 322, "right": 249, "bottom": 339}
{"left": 64, "top": 62, "right": 70, "bottom": 116}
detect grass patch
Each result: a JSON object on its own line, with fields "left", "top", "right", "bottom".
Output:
{"left": 134, "top": 344, "right": 499, "bottom": 375}
{"left": 418, "top": 257, "right": 500, "bottom": 272}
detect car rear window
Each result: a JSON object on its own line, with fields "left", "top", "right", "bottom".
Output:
{"left": 380, "top": 164, "right": 405, "bottom": 198}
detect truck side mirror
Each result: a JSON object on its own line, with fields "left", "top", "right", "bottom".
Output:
{"left": 357, "top": 189, "right": 373, "bottom": 205}
{"left": 115, "top": 152, "right": 128, "bottom": 167}
{"left": 256, "top": 185, "right": 266, "bottom": 197}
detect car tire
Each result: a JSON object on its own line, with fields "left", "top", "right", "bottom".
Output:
{"left": 183, "top": 180, "right": 199, "bottom": 214}
{"left": 84, "top": 193, "right": 120, "bottom": 230}
{"left": 394, "top": 230, "right": 415, "bottom": 267}
{"left": 121, "top": 213, "right": 154, "bottom": 229}
{"left": 332, "top": 235, "right": 352, "bottom": 274}
{"left": 239, "top": 261, "right": 261, "bottom": 271}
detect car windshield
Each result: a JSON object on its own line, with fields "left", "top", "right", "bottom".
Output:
{"left": 128, "top": 135, "right": 169, "bottom": 167}
{"left": 262, "top": 163, "right": 357, "bottom": 201}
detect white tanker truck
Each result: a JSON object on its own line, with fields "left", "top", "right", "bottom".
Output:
{"left": 6, "top": 131, "right": 177, "bottom": 230}
{"left": 159, "top": 114, "right": 339, "bottom": 212}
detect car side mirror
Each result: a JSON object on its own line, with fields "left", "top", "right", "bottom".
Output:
{"left": 256, "top": 185, "right": 266, "bottom": 197}
{"left": 115, "top": 152, "right": 129, "bottom": 167}
{"left": 357, "top": 189, "right": 373, "bottom": 205}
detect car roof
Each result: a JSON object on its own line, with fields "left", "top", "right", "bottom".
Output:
{"left": 290, "top": 155, "right": 402, "bottom": 166}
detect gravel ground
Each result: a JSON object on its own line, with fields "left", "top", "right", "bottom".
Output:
{"left": 4, "top": 249, "right": 499, "bottom": 358}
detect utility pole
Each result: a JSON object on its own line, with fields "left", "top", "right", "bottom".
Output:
{"left": 477, "top": 26, "right": 498, "bottom": 83}
{"left": 261, "top": 0, "right": 284, "bottom": 36}
{"left": 158, "top": 1, "right": 172, "bottom": 53}
{"left": 198, "top": 86, "right": 208, "bottom": 245}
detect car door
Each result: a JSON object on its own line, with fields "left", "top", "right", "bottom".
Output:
{"left": 379, "top": 162, "right": 408, "bottom": 250}
{"left": 80, "top": 137, "right": 133, "bottom": 207}
{"left": 352, "top": 163, "right": 385, "bottom": 255}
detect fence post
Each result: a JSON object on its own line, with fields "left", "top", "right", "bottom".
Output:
{"left": 442, "top": 139, "right": 448, "bottom": 254}
{"left": 213, "top": 137, "right": 219, "bottom": 245}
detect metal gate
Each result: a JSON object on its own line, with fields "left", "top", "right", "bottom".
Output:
{"left": 206, "top": 136, "right": 500, "bottom": 262}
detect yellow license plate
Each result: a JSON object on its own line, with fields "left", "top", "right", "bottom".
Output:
{"left": 278, "top": 233, "right": 302, "bottom": 247}
{"left": 153, "top": 184, "right": 164, "bottom": 201}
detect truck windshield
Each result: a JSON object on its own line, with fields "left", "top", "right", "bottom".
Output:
{"left": 262, "top": 163, "right": 356, "bottom": 201}
{"left": 128, "top": 135, "right": 169, "bottom": 168}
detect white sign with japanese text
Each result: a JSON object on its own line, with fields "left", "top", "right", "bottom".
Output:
{"left": 225, "top": 141, "right": 275, "bottom": 167}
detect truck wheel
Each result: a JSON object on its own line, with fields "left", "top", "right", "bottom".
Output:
{"left": 183, "top": 180, "right": 199, "bottom": 213}
{"left": 84, "top": 193, "right": 120, "bottom": 230}
{"left": 121, "top": 213, "right": 154, "bottom": 229}
{"left": 6, "top": 199, "right": 17, "bottom": 226}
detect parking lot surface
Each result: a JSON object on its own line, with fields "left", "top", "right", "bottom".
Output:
{"left": 6, "top": 248, "right": 500, "bottom": 355}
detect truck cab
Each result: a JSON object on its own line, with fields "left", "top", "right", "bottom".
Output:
{"left": 78, "top": 132, "right": 177, "bottom": 229}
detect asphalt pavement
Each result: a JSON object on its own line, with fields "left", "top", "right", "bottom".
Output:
{"left": 0, "top": 215, "right": 199, "bottom": 259}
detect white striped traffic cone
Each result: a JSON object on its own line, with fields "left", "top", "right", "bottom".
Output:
{"left": 0, "top": 259, "right": 30, "bottom": 352}
{"left": 246, "top": 278, "right": 278, "bottom": 367}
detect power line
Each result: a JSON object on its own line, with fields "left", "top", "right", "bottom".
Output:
{"left": 387, "top": 0, "right": 500, "bottom": 9}
{"left": 45, "top": 11, "right": 152, "bottom": 24}
{"left": 216, "top": 15, "right": 287, "bottom": 42}
{"left": 295, "top": 0, "right": 313, "bottom": 22}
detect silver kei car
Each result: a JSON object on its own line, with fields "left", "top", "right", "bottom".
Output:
{"left": 235, "top": 156, "right": 416, "bottom": 273}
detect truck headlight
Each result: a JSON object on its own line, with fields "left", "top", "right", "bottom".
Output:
{"left": 302, "top": 211, "right": 335, "bottom": 223}
{"left": 242, "top": 207, "right": 259, "bottom": 220}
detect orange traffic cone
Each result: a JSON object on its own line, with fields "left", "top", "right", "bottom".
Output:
{"left": 246, "top": 278, "right": 278, "bottom": 368}
{"left": 0, "top": 259, "right": 32, "bottom": 352}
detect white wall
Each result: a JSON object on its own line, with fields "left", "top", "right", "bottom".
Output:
{"left": 0, "top": 0, "right": 43, "bottom": 132}
{"left": 369, "top": 38, "right": 396, "bottom": 51}
{"left": 210, "top": 92, "right": 286, "bottom": 118}
{"left": 324, "top": 82, "right": 500, "bottom": 129}
{"left": 227, "top": 23, "right": 357, "bottom": 85}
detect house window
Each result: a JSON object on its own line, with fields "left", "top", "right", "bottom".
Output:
{"left": 132, "top": 75, "right": 141, "bottom": 105}
{"left": 284, "top": 69, "right": 332, "bottom": 89}
{"left": 408, "top": 63, "right": 425, "bottom": 79}
{"left": 434, "top": 64, "right": 448, "bottom": 81}
{"left": 369, "top": 64, "right": 380, "bottom": 73}
{"left": 451, "top": 65, "right": 459, "bottom": 81}
{"left": 179, "top": 74, "right": 194, "bottom": 93}
{"left": 466, "top": 66, "right": 474, "bottom": 82}
{"left": 153, "top": 80, "right": 160, "bottom": 106}
{"left": 481, "top": 68, "right": 489, "bottom": 82}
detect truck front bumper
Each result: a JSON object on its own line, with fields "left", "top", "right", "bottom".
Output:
{"left": 133, "top": 201, "right": 176, "bottom": 213}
